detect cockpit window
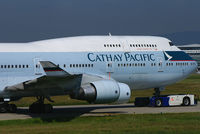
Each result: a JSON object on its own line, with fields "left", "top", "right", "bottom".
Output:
{"left": 169, "top": 42, "right": 174, "bottom": 46}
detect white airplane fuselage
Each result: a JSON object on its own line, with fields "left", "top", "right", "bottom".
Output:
{"left": 0, "top": 36, "right": 197, "bottom": 99}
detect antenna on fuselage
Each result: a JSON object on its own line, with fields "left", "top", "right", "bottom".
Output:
{"left": 109, "top": 32, "right": 112, "bottom": 36}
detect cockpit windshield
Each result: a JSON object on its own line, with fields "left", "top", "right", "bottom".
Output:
{"left": 169, "top": 42, "right": 174, "bottom": 46}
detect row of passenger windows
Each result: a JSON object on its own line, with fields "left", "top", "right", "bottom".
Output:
{"left": 118, "top": 63, "right": 146, "bottom": 67}
{"left": 69, "top": 64, "right": 94, "bottom": 68}
{"left": 117, "top": 62, "right": 195, "bottom": 67}
{"left": 104, "top": 44, "right": 121, "bottom": 48}
{"left": 166, "top": 62, "right": 195, "bottom": 66}
{"left": 130, "top": 44, "right": 157, "bottom": 48}
{"left": 103, "top": 44, "right": 157, "bottom": 48}
{"left": 1, "top": 65, "right": 29, "bottom": 69}
{"left": 0, "top": 62, "right": 195, "bottom": 69}
{"left": 118, "top": 63, "right": 161, "bottom": 67}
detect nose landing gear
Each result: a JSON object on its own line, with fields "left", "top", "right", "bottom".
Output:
{"left": 153, "top": 88, "right": 160, "bottom": 97}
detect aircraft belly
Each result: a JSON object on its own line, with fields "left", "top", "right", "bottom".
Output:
{"left": 130, "top": 73, "right": 183, "bottom": 90}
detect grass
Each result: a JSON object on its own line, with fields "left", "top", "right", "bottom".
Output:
{"left": 0, "top": 113, "right": 200, "bottom": 134}
{"left": 12, "top": 74, "right": 200, "bottom": 107}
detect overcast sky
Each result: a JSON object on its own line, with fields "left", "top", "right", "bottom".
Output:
{"left": 0, "top": 0, "right": 199, "bottom": 42}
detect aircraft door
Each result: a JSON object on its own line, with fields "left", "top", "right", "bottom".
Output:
{"left": 106, "top": 62, "right": 114, "bottom": 79}
{"left": 106, "top": 62, "right": 114, "bottom": 73}
{"left": 157, "top": 57, "right": 163, "bottom": 72}
{"left": 34, "top": 58, "right": 43, "bottom": 75}
{"left": 120, "top": 39, "right": 130, "bottom": 52}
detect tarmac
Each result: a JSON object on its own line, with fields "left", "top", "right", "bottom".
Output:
{"left": 0, "top": 103, "right": 200, "bottom": 121}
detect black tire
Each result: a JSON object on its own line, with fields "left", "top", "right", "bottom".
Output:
{"left": 9, "top": 104, "right": 17, "bottom": 113}
{"left": 0, "top": 107, "right": 7, "bottom": 113}
{"left": 29, "top": 103, "right": 40, "bottom": 113}
{"left": 155, "top": 99, "right": 162, "bottom": 107}
{"left": 44, "top": 104, "right": 53, "bottom": 113}
{"left": 182, "top": 97, "right": 190, "bottom": 106}
{"left": 29, "top": 103, "right": 53, "bottom": 113}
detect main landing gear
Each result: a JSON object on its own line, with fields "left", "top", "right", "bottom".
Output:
{"left": 29, "top": 96, "right": 53, "bottom": 113}
{"left": 0, "top": 102, "right": 17, "bottom": 113}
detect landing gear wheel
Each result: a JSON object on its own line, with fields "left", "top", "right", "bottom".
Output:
{"left": 0, "top": 103, "right": 17, "bottom": 113}
{"left": 0, "top": 106, "right": 7, "bottom": 113}
{"left": 44, "top": 104, "right": 53, "bottom": 113}
{"left": 182, "top": 97, "right": 190, "bottom": 106}
{"left": 155, "top": 99, "right": 162, "bottom": 107}
{"left": 29, "top": 103, "right": 53, "bottom": 113}
{"left": 29, "top": 96, "right": 53, "bottom": 113}
{"left": 9, "top": 104, "right": 17, "bottom": 113}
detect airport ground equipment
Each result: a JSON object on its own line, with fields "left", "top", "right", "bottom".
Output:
{"left": 135, "top": 94, "right": 197, "bottom": 107}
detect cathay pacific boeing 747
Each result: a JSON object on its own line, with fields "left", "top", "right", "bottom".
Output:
{"left": 0, "top": 36, "right": 197, "bottom": 113}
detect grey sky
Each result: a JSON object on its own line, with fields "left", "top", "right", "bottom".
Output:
{"left": 0, "top": 0, "right": 199, "bottom": 42}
